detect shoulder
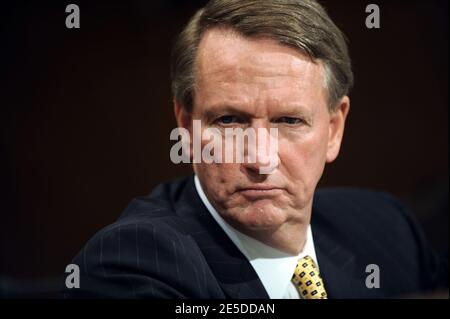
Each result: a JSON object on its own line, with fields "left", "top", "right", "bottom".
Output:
{"left": 66, "top": 176, "right": 217, "bottom": 298}
{"left": 314, "top": 187, "right": 407, "bottom": 211}
{"left": 103, "top": 175, "right": 195, "bottom": 237}
{"left": 312, "top": 187, "right": 443, "bottom": 292}
{"left": 313, "top": 187, "right": 417, "bottom": 231}
{"left": 83, "top": 180, "right": 190, "bottom": 251}
{"left": 312, "top": 187, "right": 426, "bottom": 271}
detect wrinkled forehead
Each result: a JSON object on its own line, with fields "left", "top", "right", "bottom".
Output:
{"left": 194, "top": 28, "right": 328, "bottom": 106}
{"left": 196, "top": 28, "right": 326, "bottom": 85}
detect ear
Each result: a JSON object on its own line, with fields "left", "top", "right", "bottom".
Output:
{"left": 174, "top": 99, "right": 195, "bottom": 162}
{"left": 326, "top": 96, "right": 350, "bottom": 163}
{"left": 174, "top": 98, "right": 193, "bottom": 131}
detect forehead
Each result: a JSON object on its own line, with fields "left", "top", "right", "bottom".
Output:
{"left": 194, "top": 28, "right": 327, "bottom": 110}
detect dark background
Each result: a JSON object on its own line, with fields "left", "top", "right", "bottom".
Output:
{"left": 1, "top": 0, "right": 448, "bottom": 297}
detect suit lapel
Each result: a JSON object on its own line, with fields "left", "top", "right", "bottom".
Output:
{"left": 313, "top": 231, "right": 359, "bottom": 298}
{"left": 311, "top": 205, "right": 381, "bottom": 298}
{"left": 175, "top": 176, "right": 269, "bottom": 299}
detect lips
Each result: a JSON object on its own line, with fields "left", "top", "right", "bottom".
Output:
{"left": 236, "top": 185, "right": 284, "bottom": 199}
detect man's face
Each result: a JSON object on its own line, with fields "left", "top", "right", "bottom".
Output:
{"left": 176, "top": 28, "right": 349, "bottom": 235}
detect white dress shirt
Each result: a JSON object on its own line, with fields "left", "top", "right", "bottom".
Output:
{"left": 194, "top": 175, "right": 320, "bottom": 299}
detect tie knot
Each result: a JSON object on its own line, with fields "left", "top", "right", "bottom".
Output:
{"left": 292, "top": 255, "right": 327, "bottom": 299}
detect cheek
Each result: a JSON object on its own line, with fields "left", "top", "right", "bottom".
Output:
{"left": 279, "top": 127, "right": 329, "bottom": 183}
{"left": 195, "top": 162, "right": 239, "bottom": 195}
{"left": 197, "top": 130, "right": 244, "bottom": 186}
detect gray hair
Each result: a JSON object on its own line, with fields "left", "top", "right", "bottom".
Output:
{"left": 170, "top": 0, "right": 353, "bottom": 112}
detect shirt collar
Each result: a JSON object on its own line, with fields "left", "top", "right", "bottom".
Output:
{"left": 194, "top": 175, "right": 319, "bottom": 299}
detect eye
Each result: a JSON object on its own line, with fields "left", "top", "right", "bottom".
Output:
{"left": 275, "top": 117, "right": 304, "bottom": 125}
{"left": 216, "top": 115, "right": 239, "bottom": 125}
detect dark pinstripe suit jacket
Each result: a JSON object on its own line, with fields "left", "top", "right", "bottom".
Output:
{"left": 65, "top": 175, "right": 444, "bottom": 298}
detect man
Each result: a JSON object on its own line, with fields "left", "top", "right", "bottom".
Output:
{"left": 66, "top": 0, "right": 444, "bottom": 298}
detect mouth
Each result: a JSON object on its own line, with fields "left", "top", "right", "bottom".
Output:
{"left": 236, "top": 185, "right": 284, "bottom": 199}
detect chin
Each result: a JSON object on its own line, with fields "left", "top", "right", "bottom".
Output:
{"left": 228, "top": 200, "right": 288, "bottom": 231}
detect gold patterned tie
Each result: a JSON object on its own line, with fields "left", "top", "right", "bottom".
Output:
{"left": 292, "top": 255, "right": 327, "bottom": 299}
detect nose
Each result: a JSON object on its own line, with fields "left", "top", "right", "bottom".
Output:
{"left": 241, "top": 126, "right": 279, "bottom": 175}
